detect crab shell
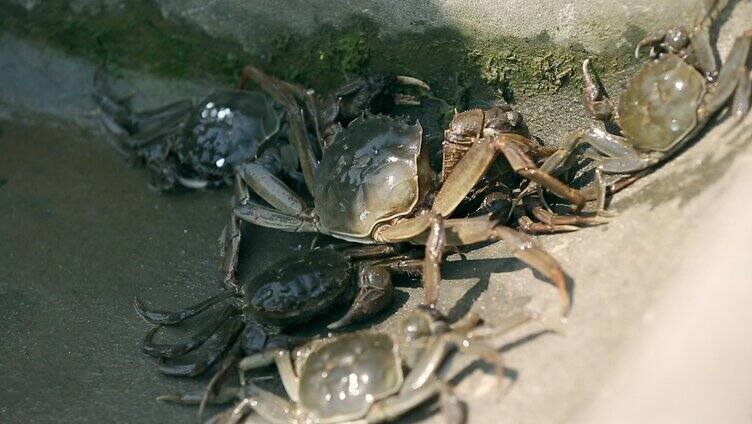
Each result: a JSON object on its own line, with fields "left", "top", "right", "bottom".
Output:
{"left": 176, "top": 90, "right": 281, "bottom": 177}
{"left": 618, "top": 54, "right": 707, "bottom": 152}
{"left": 297, "top": 333, "right": 403, "bottom": 423}
{"left": 242, "top": 249, "right": 352, "bottom": 327}
{"left": 313, "top": 115, "right": 433, "bottom": 241}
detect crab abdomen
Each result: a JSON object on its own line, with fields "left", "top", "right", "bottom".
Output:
{"left": 313, "top": 116, "right": 424, "bottom": 239}
{"left": 299, "top": 333, "right": 403, "bottom": 423}
{"left": 618, "top": 54, "right": 706, "bottom": 152}
{"left": 243, "top": 250, "right": 351, "bottom": 327}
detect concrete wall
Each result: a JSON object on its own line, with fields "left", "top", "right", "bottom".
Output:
{"left": 1, "top": 1, "right": 751, "bottom": 423}
{"left": 156, "top": 0, "right": 694, "bottom": 53}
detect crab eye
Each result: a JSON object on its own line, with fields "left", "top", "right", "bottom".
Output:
{"left": 666, "top": 28, "right": 689, "bottom": 51}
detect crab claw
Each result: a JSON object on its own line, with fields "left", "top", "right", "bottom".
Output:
{"left": 396, "top": 75, "right": 431, "bottom": 91}
{"left": 328, "top": 263, "right": 395, "bottom": 330}
{"left": 394, "top": 93, "right": 422, "bottom": 106}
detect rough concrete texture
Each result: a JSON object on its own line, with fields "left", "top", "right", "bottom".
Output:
{"left": 1, "top": 1, "right": 752, "bottom": 423}
{"left": 154, "top": 0, "right": 693, "bottom": 54}
{"left": 14, "top": 0, "right": 693, "bottom": 53}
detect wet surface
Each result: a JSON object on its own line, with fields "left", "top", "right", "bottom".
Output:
{"left": 1, "top": 2, "right": 751, "bottom": 421}
{"left": 0, "top": 118, "right": 310, "bottom": 422}
{"left": 0, "top": 116, "right": 540, "bottom": 423}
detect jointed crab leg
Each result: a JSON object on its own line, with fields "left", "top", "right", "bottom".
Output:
{"left": 433, "top": 133, "right": 587, "bottom": 215}
{"left": 157, "top": 386, "right": 240, "bottom": 406}
{"left": 517, "top": 194, "right": 607, "bottom": 234}
{"left": 134, "top": 290, "right": 236, "bottom": 325}
{"left": 423, "top": 214, "right": 445, "bottom": 310}
{"left": 143, "top": 305, "right": 238, "bottom": 358}
{"left": 421, "top": 217, "right": 569, "bottom": 314}
{"left": 378, "top": 214, "right": 569, "bottom": 314}
{"left": 93, "top": 66, "right": 194, "bottom": 150}
{"left": 236, "top": 162, "right": 309, "bottom": 216}
{"left": 239, "top": 65, "right": 320, "bottom": 194}
{"left": 703, "top": 29, "right": 752, "bottom": 117}
{"left": 234, "top": 200, "right": 318, "bottom": 232}
{"left": 157, "top": 315, "right": 244, "bottom": 378}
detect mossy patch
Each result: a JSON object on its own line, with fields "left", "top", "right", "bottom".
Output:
{"left": 1, "top": 0, "right": 637, "bottom": 125}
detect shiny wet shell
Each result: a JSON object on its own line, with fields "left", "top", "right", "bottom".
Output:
{"left": 618, "top": 54, "right": 706, "bottom": 152}
{"left": 242, "top": 249, "right": 352, "bottom": 327}
{"left": 298, "top": 333, "right": 403, "bottom": 422}
{"left": 176, "top": 90, "right": 280, "bottom": 177}
{"left": 313, "top": 115, "right": 425, "bottom": 239}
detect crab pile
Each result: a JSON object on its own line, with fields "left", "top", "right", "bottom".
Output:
{"left": 96, "top": 2, "right": 751, "bottom": 423}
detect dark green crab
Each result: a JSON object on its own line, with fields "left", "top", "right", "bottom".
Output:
{"left": 135, "top": 244, "right": 426, "bottom": 377}
{"left": 93, "top": 68, "right": 292, "bottom": 190}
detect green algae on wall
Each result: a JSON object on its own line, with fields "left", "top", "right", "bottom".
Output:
{"left": 1, "top": 0, "right": 637, "bottom": 108}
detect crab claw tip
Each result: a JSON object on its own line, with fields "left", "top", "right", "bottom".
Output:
{"left": 396, "top": 75, "right": 431, "bottom": 91}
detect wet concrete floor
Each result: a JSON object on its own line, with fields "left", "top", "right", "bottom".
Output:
{"left": 0, "top": 116, "right": 540, "bottom": 423}
{"left": 0, "top": 118, "right": 316, "bottom": 422}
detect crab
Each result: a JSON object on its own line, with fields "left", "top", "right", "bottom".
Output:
{"left": 134, "top": 244, "right": 434, "bottom": 377}
{"left": 163, "top": 307, "right": 539, "bottom": 424}
{"left": 440, "top": 106, "right": 608, "bottom": 234}
{"left": 93, "top": 66, "right": 423, "bottom": 191}
{"left": 223, "top": 66, "right": 590, "bottom": 314}
{"left": 93, "top": 67, "right": 294, "bottom": 191}
{"left": 540, "top": 1, "right": 752, "bottom": 213}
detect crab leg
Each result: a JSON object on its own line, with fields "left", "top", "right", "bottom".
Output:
{"left": 239, "top": 349, "right": 300, "bottom": 400}
{"left": 221, "top": 194, "right": 244, "bottom": 290}
{"left": 701, "top": 30, "right": 752, "bottom": 121}
{"left": 235, "top": 163, "right": 309, "bottom": 216}
{"left": 239, "top": 65, "right": 319, "bottom": 194}
{"left": 518, "top": 194, "right": 608, "bottom": 233}
{"left": 143, "top": 305, "right": 237, "bottom": 358}
{"left": 366, "top": 380, "right": 457, "bottom": 424}
{"left": 689, "top": 29, "right": 719, "bottom": 80}
{"left": 220, "top": 176, "right": 249, "bottom": 290}
{"left": 93, "top": 67, "right": 193, "bottom": 148}
{"left": 157, "top": 314, "right": 244, "bottom": 377}
{"left": 226, "top": 384, "right": 296, "bottom": 424}
{"left": 156, "top": 386, "right": 240, "bottom": 406}
{"left": 234, "top": 199, "right": 318, "bottom": 232}
{"left": 432, "top": 133, "right": 587, "bottom": 215}
{"left": 423, "top": 214, "right": 445, "bottom": 309}
{"left": 443, "top": 217, "right": 566, "bottom": 314}
{"left": 134, "top": 290, "right": 236, "bottom": 325}
{"left": 379, "top": 214, "right": 568, "bottom": 314}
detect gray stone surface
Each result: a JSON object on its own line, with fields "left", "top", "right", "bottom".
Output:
{"left": 155, "top": 0, "right": 693, "bottom": 53}
{"left": 1, "top": 1, "right": 751, "bottom": 423}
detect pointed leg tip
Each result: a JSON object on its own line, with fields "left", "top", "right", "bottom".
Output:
{"left": 597, "top": 209, "right": 619, "bottom": 218}
{"left": 156, "top": 394, "right": 178, "bottom": 403}
{"left": 133, "top": 297, "right": 147, "bottom": 315}
{"left": 396, "top": 75, "right": 432, "bottom": 91}
{"left": 326, "top": 320, "right": 345, "bottom": 331}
